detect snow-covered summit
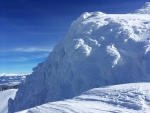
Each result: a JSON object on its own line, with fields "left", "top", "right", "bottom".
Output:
{"left": 9, "top": 6, "right": 150, "bottom": 113}
{"left": 135, "top": 2, "right": 150, "bottom": 14}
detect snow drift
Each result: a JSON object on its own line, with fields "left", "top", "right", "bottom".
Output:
{"left": 0, "top": 89, "right": 17, "bottom": 113}
{"left": 9, "top": 3, "right": 150, "bottom": 113}
{"left": 17, "top": 83, "right": 150, "bottom": 113}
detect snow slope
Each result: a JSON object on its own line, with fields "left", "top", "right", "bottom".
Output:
{"left": 9, "top": 3, "right": 150, "bottom": 113}
{"left": 0, "top": 89, "right": 17, "bottom": 113}
{"left": 17, "top": 83, "right": 150, "bottom": 113}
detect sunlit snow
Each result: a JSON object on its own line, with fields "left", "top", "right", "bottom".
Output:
{"left": 7, "top": 2, "right": 150, "bottom": 113}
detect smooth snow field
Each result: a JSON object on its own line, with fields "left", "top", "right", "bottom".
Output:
{"left": 0, "top": 89, "right": 17, "bottom": 113}
{"left": 17, "top": 83, "right": 150, "bottom": 113}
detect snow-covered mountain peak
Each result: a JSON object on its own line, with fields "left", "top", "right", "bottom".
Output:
{"left": 135, "top": 2, "right": 150, "bottom": 14}
{"left": 69, "top": 11, "right": 107, "bottom": 36}
{"left": 9, "top": 10, "right": 150, "bottom": 113}
{"left": 73, "top": 12, "right": 105, "bottom": 23}
{"left": 66, "top": 13, "right": 150, "bottom": 60}
{"left": 69, "top": 12, "right": 150, "bottom": 42}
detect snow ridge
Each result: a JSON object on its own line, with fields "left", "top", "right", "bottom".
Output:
{"left": 135, "top": 2, "right": 150, "bottom": 14}
{"left": 9, "top": 4, "right": 150, "bottom": 113}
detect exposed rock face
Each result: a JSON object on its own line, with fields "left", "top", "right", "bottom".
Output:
{"left": 9, "top": 5, "right": 150, "bottom": 113}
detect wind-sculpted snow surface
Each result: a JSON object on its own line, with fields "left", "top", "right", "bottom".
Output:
{"left": 135, "top": 2, "right": 150, "bottom": 14}
{"left": 9, "top": 9, "right": 150, "bottom": 112}
{"left": 17, "top": 83, "right": 150, "bottom": 113}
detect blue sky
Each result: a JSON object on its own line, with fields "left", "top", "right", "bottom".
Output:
{"left": 0, "top": 0, "right": 149, "bottom": 74}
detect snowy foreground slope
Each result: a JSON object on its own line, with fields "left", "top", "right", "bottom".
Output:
{"left": 17, "top": 83, "right": 150, "bottom": 113}
{"left": 0, "top": 89, "right": 17, "bottom": 113}
{"left": 9, "top": 3, "right": 150, "bottom": 113}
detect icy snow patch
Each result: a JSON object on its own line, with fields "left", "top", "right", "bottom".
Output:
{"left": 74, "top": 39, "right": 92, "bottom": 56}
{"left": 106, "top": 44, "right": 121, "bottom": 67}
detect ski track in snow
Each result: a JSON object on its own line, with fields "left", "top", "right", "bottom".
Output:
{"left": 17, "top": 83, "right": 150, "bottom": 113}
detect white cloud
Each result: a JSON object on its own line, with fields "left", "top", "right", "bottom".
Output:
{"left": 13, "top": 47, "right": 52, "bottom": 52}
{"left": 0, "top": 57, "right": 28, "bottom": 62}
{"left": 30, "top": 53, "right": 49, "bottom": 59}
{"left": 0, "top": 47, "right": 52, "bottom": 53}
{"left": 0, "top": 53, "right": 49, "bottom": 62}
{"left": 0, "top": 47, "right": 51, "bottom": 62}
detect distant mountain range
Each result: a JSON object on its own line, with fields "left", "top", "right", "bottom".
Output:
{"left": 0, "top": 73, "right": 29, "bottom": 90}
